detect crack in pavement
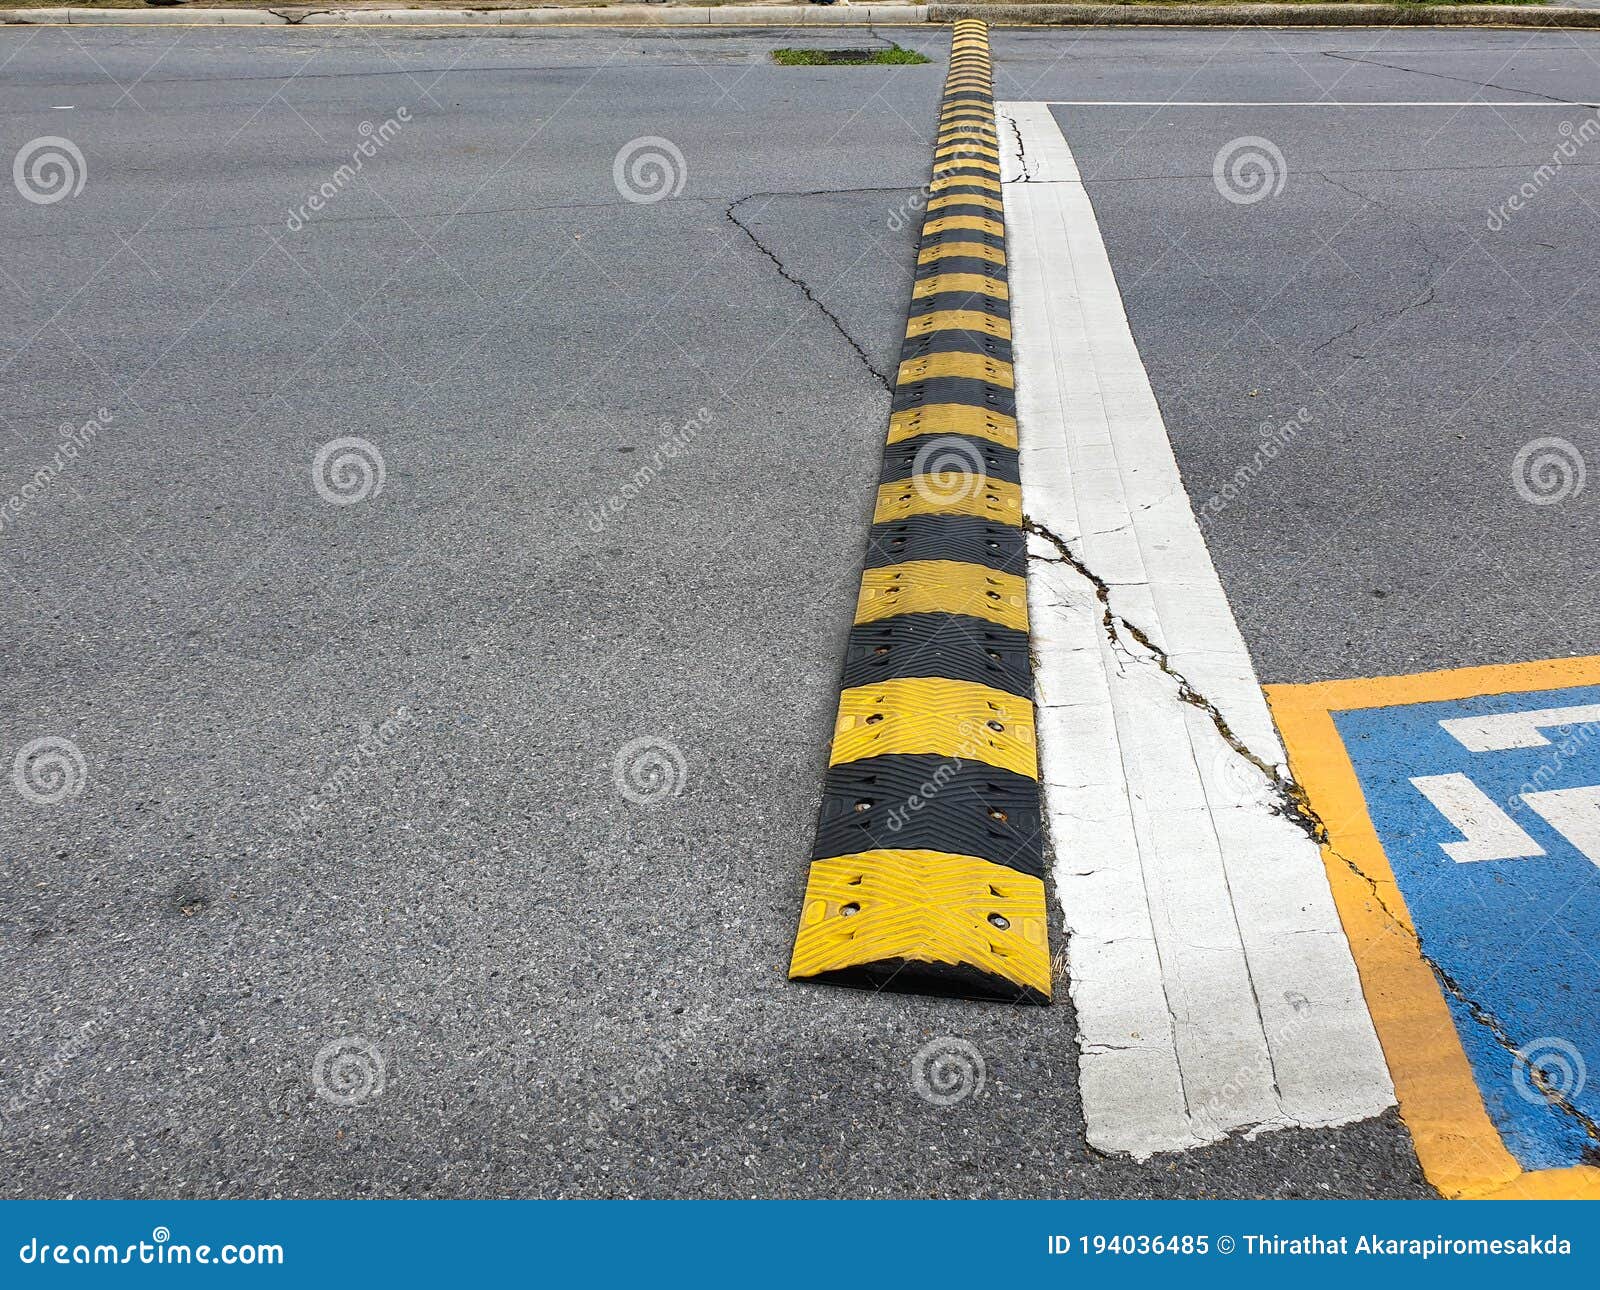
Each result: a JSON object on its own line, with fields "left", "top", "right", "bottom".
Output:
{"left": 265, "top": 8, "right": 331, "bottom": 24}
{"left": 1323, "top": 838, "right": 1600, "bottom": 1156}
{"left": 1321, "top": 51, "right": 1600, "bottom": 110}
{"left": 1021, "top": 514, "right": 1600, "bottom": 1156}
{"left": 1309, "top": 172, "right": 1442, "bottom": 354}
{"left": 724, "top": 192, "right": 894, "bottom": 391}
{"left": 1004, "top": 113, "right": 1037, "bottom": 184}
{"left": 1021, "top": 515, "right": 1317, "bottom": 833}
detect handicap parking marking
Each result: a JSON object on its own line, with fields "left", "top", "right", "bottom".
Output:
{"left": 1268, "top": 657, "right": 1600, "bottom": 1200}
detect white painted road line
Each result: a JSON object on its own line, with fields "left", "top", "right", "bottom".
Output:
{"left": 998, "top": 101, "right": 1395, "bottom": 1160}
{"left": 1039, "top": 101, "right": 1600, "bottom": 108}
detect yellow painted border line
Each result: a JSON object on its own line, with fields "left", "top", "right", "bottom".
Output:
{"left": 1266, "top": 654, "right": 1600, "bottom": 1200}
{"left": 0, "top": 19, "right": 933, "bottom": 30}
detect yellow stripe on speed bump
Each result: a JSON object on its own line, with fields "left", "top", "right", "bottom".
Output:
{"left": 895, "top": 349, "right": 1013, "bottom": 385}
{"left": 930, "top": 175, "right": 1002, "bottom": 195}
{"left": 887, "top": 403, "right": 1018, "bottom": 449}
{"left": 920, "top": 214, "right": 1004, "bottom": 238}
{"left": 856, "top": 557, "right": 1029, "bottom": 638}
{"left": 872, "top": 476, "right": 1024, "bottom": 526}
{"left": 904, "top": 310, "right": 1012, "bottom": 342}
{"left": 913, "top": 272, "right": 1009, "bottom": 301}
{"left": 916, "top": 241, "right": 1007, "bottom": 268}
{"left": 926, "top": 193, "right": 1004, "bottom": 215}
{"left": 788, "top": 20, "right": 1050, "bottom": 1005}
{"left": 790, "top": 851, "right": 1051, "bottom": 1001}
{"left": 935, "top": 159, "right": 1002, "bottom": 177}
{"left": 830, "top": 677, "right": 1038, "bottom": 780}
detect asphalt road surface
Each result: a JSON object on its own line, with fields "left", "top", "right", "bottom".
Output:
{"left": 2, "top": 21, "right": 1595, "bottom": 1198}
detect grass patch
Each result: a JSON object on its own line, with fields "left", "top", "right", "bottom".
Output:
{"left": 770, "top": 46, "right": 932, "bottom": 67}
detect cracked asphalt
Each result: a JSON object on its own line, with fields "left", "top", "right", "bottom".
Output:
{"left": 3, "top": 21, "right": 1595, "bottom": 1199}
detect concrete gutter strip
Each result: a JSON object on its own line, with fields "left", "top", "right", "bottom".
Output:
{"left": 2, "top": 2, "right": 1596, "bottom": 25}
{"left": 931, "top": 2, "right": 1600, "bottom": 25}
{"left": 0, "top": 4, "right": 927, "bottom": 24}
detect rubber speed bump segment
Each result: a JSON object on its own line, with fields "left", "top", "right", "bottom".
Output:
{"left": 789, "top": 20, "right": 1051, "bottom": 1005}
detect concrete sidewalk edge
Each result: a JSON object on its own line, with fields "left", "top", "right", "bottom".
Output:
{"left": 4, "top": 3, "right": 1599, "bottom": 29}
{"left": 0, "top": 4, "right": 930, "bottom": 26}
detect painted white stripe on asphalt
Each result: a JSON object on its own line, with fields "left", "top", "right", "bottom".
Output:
{"left": 1041, "top": 101, "right": 1600, "bottom": 108}
{"left": 998, "top": 100, "right": 1395, "bottom": 1160}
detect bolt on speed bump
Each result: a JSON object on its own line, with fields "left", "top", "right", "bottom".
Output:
{"left": 788, "top": 20, "right": 1051, "bottom": 1005}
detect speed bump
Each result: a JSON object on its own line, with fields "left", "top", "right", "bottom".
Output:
{"left": 789, "top": 20, "right": 1052, "bottom": 1004}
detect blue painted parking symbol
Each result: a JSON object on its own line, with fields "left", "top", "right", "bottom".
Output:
{"left": 1334, "top": 684, "right": 1600, "bottom": 1171}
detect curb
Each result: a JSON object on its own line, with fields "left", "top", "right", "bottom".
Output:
{"left": 5, "top": 3, "right": 1597, "bottom": 28}
{"left": 786, "top": 19, "right": 1052, "bottom": 1006}
{"left": 929, "top": 3, "right": 1600, "bottom": 26}
{"left": 0, "top": 4, "right": 930, "bottom": 25}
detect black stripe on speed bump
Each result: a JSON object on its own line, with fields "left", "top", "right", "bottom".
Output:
{"left": 879, "top": 437, "right": 1020, "bottom": 486}
{"left": 864, "top": 514, "right": 1026, "bottom": 574}
{"left": 892, "top": 376, "right": 1017, "bottom": 416}
{"left": 813, "top": 756, "right": 1045, "bottom": 879}
{"left": 840, "top": 613, "right": 1032, "bottom": 695}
